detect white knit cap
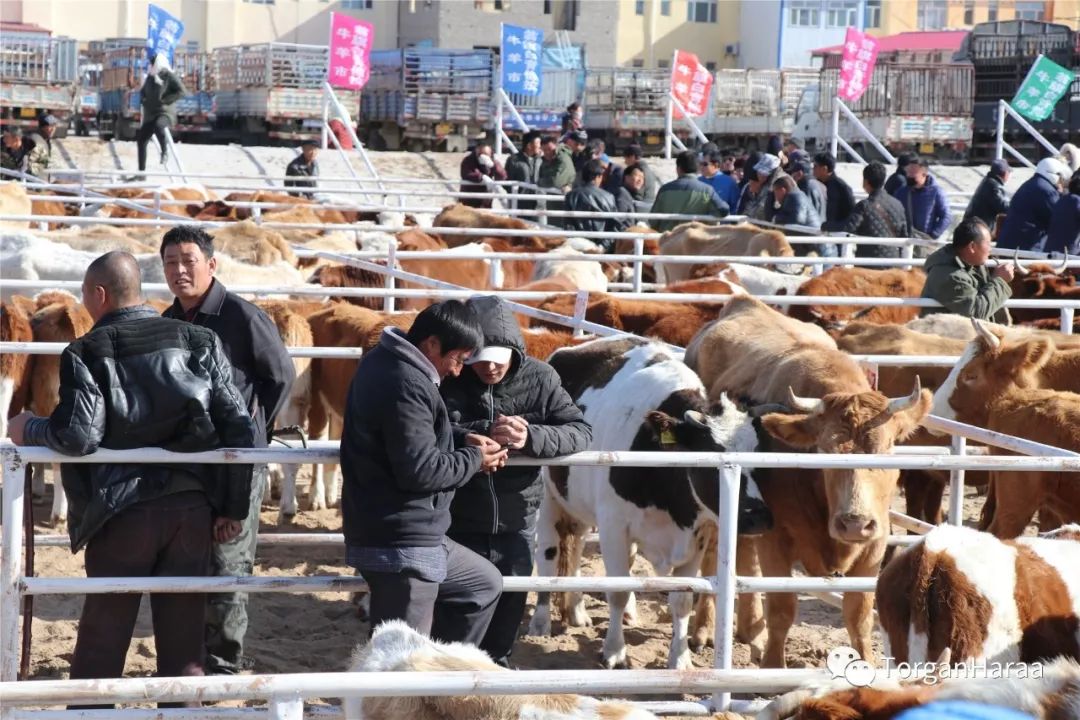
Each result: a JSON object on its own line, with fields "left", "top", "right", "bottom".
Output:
{"left": 1036, "top": 157, "right": 1069, "bottom": 186}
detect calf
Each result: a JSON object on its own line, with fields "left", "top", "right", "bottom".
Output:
{"left": 656, "top": 222, "right": 793, "bottom": 284}
{"left": 877, "top": 523, "right": 1080, "bottom": 667}
{"left": 528, "top": 336, "right": 772, "bottom": 670}
{"left": 344, "top": 620, "right": 658, "bottom": 720}
{"left": 932, "top": 321, "right": 1080, "bottom": 537}
{"left": 788, "top": 267, "right": 926, "bottom": 332}
{"left": 0, "top": 299, "right": 34, "bottom": 438}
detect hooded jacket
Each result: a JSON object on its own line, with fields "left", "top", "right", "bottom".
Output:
{"left": 894, "top": 174, "right": 952, "bottom": 239}
{"left": 140, "top": 66, "right": 187, "bottom": 126}
{"left": 963, "top": 173, "right": 1010, "bottom": 229}
{"left": 1045, "top": 193, "right": 1080, "bottom": 255}
{"left": 996, "top": 173, "right": 1061, "bottom": 252}
{"left": 442, "top": 296, "right": 592, "bottom": 535}
{"left": 920, "top": 244, "right": 1011, "bottom": 323}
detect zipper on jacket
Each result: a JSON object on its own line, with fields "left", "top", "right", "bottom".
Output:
{"left": 487, "top": 385, "right": 499, "bottom": 535}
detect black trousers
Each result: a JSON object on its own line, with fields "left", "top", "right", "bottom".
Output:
{"left": 136, "top": 114, "right": 171, "bottom": 171}
{"left": 363, "top": 538, "right": 502, "bottom": 647}
{"left": 449, "top": 526, "right": 534, "bottom": 665}
{"left": 70, "top": 491, "right": 211, "bottom": 708}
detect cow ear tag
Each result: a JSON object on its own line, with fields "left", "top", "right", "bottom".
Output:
{"left": 660, "top": 429, "right": 677, "bottom": 447}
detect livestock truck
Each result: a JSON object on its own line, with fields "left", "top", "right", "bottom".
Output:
{"left": 791, "top": 62, "right": 975, "bottom": 162}
{"left": 360, "top": 48, "right": 494, "bottom": 152}
{"left": 584, "top": 67, "right": 682, "bottom": 154}
{"left": 0, "top": 23, "right": 78, "bottom": 137}
{"left": 501, "top": 43, "right": 586, "bottom": 136}
{"left": 960, "top": 19, "right": 1080, "bottom": 163}
{"left": 212, "top": 43, "right": 359, "bottom": 145}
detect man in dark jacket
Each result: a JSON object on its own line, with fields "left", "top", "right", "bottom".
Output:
{"left": 623, "top": 144, "right": 659, "bottom": 202}
{"left": 786, "top": 152, "right": 827, "bottom": 221}
{"left": 964, "top": 159, "right": 1010, "bottom": 231}
{"left": 996, "top": 157, "right": 1069, "bottom": 252}
{"left": 650, "top": 151, "right": 729, "bottom": 232}
{"left": 9, "top": 251, "right": 257, "bottom": 699}
{"left": 773, "top": 175, "right": 834, "bottom": 257}
{"left": 564, "top": 159, "right": 619, "bottom": 244}
{"left": 342, "top": 301, "right": 508, "bottom": 643}
{"left": 284, "top": 140, "right": 320, "bottom": 199}
{"left": 136, "top": 53, "right": 187, "bottom": 173}
{"left": 442, "top": 296, "right": 591, "bottom": 667}
{"left": 614, "top": 164, "right": 646, "bottom": 229}
{"left": 26, "top": 113, "right": 57, "bottom": 179}
{"left": 1046, "top": 170, "right": 1080, "bottom": 255}
{"left": 893, "top": 157, "right": 952, "bottom": 240}
{"left": 540, "top": 135, "right": 576, "bottom": 192}
{"left": 504, "top": 131, "right": 543, "bottom": 211}
{"left": 884, "top": 154, "right": 912, "bottom": 196}
{"left": 565, "top": 130, "right": 591, "bottom": 173}
{"left": 1, "top": 125, "right": 35, "bottom": 175}
{"left": 843, "top": 162, "right": 910, "bottom": 259}
{"left": 813, "top": 152, "right": 855, "bottom": 231}
{"left": 920, "top": 218, "right": 1013, "bottom": 322}
{"left": 460, "top": 142, "right": 508, "bottom": 209}
{"left": 160, "top": 225, "right": 296, "bottom": 676}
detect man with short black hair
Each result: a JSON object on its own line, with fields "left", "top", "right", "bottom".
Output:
{"left": 894, "top": 156, "right": 952, "bottom": 240}
{"left": 539, "top": 134, "right": 576, "bottom": 193}
{"left": 505, "top": 131, "right": 543, "bottom": 210}
{"left": 771, "top": 175, "right": 820, "bottom": 228}
{"left": 623, "top": 143, "right": 659, "bottom": 202}
{"left": 785, "top": 150, "right": 826, "bottom": 220}
{"left": 1, "top": 125, "right": 34, "bottom": 175}
{"left": 565, "top": 130, "right": 591, "bottom": 173}
{"left": 649, "top": 150, "right": 730, "bottom": 231}
{"left": 160, "top": 226, "right": 295, "bottom": 676}
{"left": 699, "top": 150, "right": 740, "bottom": 212}
{"left": 9, "top": 251, "right": 258, "bottom": 703}
{"left": 843, "top": 162, "right": 910, "bottom": 259}
{"left": 614, "top": 164, "right": 646, "bottom": 228}
{"left": 564, "top": 158, "right": 619, "bottom": 242}
{"left": 27, "top": 114, "right": 57, "bottom": 178}
{"left": 964, "top": 159, "right": 1011, "bottom": 230}
{"left": 920, "top": 217, "right": 1013, "bottom": 322}
{"left": 284, "top": 140, "right": 320, "bottom": 199}
{"left": 885, "top": 154, "right": 913, "bottom": 196}
{"left": 813, "top": 152, "right": 855, "bottom": 231}
{"left": 342, "top": 301, "right": 508, "bottom": 643}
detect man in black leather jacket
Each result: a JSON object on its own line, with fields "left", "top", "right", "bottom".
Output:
{"left": 963, "top": 158, "right": 1011, "bottom": 232}
{"left": 564, "top": 158, "right": 621, "bottom": 247}
{"left": 441, "top": 295, "right": 592, "bottom": 667}
{"left": 9, "top": 251, "right": 258, "bottom": 701}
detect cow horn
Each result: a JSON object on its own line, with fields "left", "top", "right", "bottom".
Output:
{"left": 971, "top": 318, "right": 1002, "bottom": 350}
{"left": 756, "top": 688, "right": 815, "bottom": 720}
{"left": 787, "top": 387, "right": 824, "bottom": 414}
{"left": 683, "top": 409, "right": 710, "bottom": 429}
{"left": 1054, "top": 250, "right": 1070, "bottom": 274}
{"left": 886, "top": 376, "right": 923, "bottom": 416}
{"left": 1012, "top": 249, "right": 1031, "bottom": 276}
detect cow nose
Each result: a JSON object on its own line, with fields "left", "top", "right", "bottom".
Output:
{"left": 834, "top": 513, "right": 878, "bottom": 540}
{"left": 737, "top": 500, "right": 774, "bottom": 536}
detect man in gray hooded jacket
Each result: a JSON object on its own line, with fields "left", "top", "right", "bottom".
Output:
{"left": 441, "top": 296, "right": 592, "bottom": 667}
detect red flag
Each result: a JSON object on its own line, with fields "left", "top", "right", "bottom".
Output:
{"left": 837, "top": 27, "right": 879, "bottom": 102}
{"left": 328, "top": 12, "right": 374, "bottom": 90}
{"left": 670, "top": 50, "right": 713, "bottom": 119}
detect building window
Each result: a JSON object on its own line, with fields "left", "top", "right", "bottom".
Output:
{"left": 916, "top": 0, "right": 947, "bottom": 29}
{"left": 494, "top": 0, "right": 505, "bottom": 9}
{"left": 658, "top": 58, "right": 670, "bottom": 68}
{"left": 632, "top": 58, "right": 645, "bottom": 67}
{"left": 705, "top": 61, "right": 717, "bottom": 70}
{"left": 962, "top": 0, "right": 974, "bottom": 24}
{"left": 987, "top": 0, "right": 998, "bottom": 21}
{"left": 825, "top": 0, "right": 857, "bottom": 27}
{"left": 661, "top": 0, "right": 671, "bottom": 15}
{"left": 635, "top": 0, "right": 644, "bottom": 14}
{"left": 865, "top": 0, "right": 881, "bottom": 27}
{"left": 1014, "top": 1, "right": 1044, "bottom": 20}
{"left": 341, "top": 0, "right": 373, "bottom": 8}
{"left": 555, "top": 0, "right": 577, "bottom": 30}
{"left": 688, "top": 0, "right": 718, "bottom": 23}
{"left": 543, "top": 0, "right": 552, "bottom": 13}
{"left": 788, "top": 0, "right": 821, "bottom": 27}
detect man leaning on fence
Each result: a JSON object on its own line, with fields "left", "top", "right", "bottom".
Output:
{"left": 7, "top": 251, "right": 259, "bottom": 707}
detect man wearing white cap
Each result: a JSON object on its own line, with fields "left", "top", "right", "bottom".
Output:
{"left": 997, "top": 157, "right": 1069, "bottom": 252}
{"left": 441, "top": 295, "right": 592, "bottom": 668}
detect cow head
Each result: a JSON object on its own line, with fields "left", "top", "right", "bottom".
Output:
{"left": 761, "top": 381, "right": 931, "bottom": 543}
{"left": 644, "top": 393, "right": 774, "bottom": 536}
{"left": 1009, "top": 250, "right": 1074, "bottom": 299}
{"left": 931, "top": 319, "right": 1054, "bottom": 429}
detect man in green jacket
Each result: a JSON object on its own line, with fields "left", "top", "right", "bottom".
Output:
{"left": 136, "top": 53, "right": 187, "bottom": 173}
{"left": 920, "top": 217, "right": 1014, "bottom": 323}
{"left": 649, "top": 151, "right": 729, "bottom": 232}
{"left": 539, "top": 135, "right": 575, "bottom": 192}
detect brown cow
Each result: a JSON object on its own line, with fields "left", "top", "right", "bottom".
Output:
{"left": 210, "top": 221, "right": 298, "bottom": 267}
{"left": 432, "top": 203, "right": 561, "bottom": 250}
{"left": 537, "top": 292, "right": 721, "bottom": 346}
{"left": 1, "top": 299, "right": 34, "bottom": 438}
{"left": 788, "top": 267, "right": 926, "bottom": 331}
{"left": 687, "top": 296, "right": 931, "bottom": 667}
{"left": 1008, "top": 254, "right": 1077, "bottom": 324}
{"left": 656, "top": 222, "right": 793, "bottom": 284}
{"left": 28, "top": 194, "right": 71, "bottom": 229}
{"left": 931, "top": 321, "right": 1080, "bottom": 537}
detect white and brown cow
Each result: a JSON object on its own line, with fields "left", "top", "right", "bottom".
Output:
{"left": 877, "top": 523, "right": 1080, "bottom": 667}
{"left": 343, "top": 620, "right": 658, "bottom": 720}
{"left": 527, "top": 336, "right": 773, "bottom": 670}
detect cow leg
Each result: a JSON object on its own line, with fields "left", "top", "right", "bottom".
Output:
{"left": 668, "top": 552, "right": 703, "bottom": 670}
{"left": 843, "top": 554, "right": 882, "bottom": 666}
{"left": 624, "top": 543, "right": 638, "bottom": 626}
{"left": 49, "top": 463, "right": 67, "bottom": 526}
{"left": 31, "top": 463, "right": 46, "bottom": 499}
{"left": 977, "top": 476, "right": 997, "bottom": 532}
{"left": 528, "top": 486, "right": 562, "bottom": 637}
{"left": 1038, "top": 505, "right": 1063, "bottom": 533}
{"left": 307, "top": 399, "right": 330, "bottom": 512}
{"left": 690, "top": 523, "right": 718, "bottom": 652}
{"left": 324, "top": 411, "right": 344, "bottom": 510}
{"left": 757, "top": 537, "right": 795, "bottom": 669}
{"left": 598, "top": 523, "right": 633, "bottom": 669}
{"left": 277, "top": 462, "right": 299, "bottom": 522}
{"left": 735, "top": 537, "right": 765, "bottom": 658}
{"left": 985, "top": 472, "right": 1042, "bottom": 539}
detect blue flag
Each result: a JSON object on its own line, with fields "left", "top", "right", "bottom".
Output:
{"left": 147, "top": 5, "right": 185, "bottom": 64}
{"left": 501, "top": 23, "right": 543, "bottom": 97}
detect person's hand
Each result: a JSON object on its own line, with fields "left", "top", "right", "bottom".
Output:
{"left": 491, "top": 415, "right": 529, "bottom": 450}
{"left": 993, "top": 263, "right": 1015, "bottom": 282}
{"left": 7, "top": 412, "right": 35, "bottom": 446}
{"left": 478, "top": 153, "right": 494, "bottom": 169}
{"left": 465, "top": 433, "right": 502, "bottom": 452}
{"left": 213, "top": 517, "right": 243, "bottom": 543}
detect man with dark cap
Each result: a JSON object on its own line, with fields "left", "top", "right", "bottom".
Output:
{"left": 27, "top": 114, "right": 57, "bottom": 178}
{"left": 785, "top": 150, "right": 826, "bottom": 220}
{"left": 284, "top": 140, "right": 320, "bottom": 199}
{"left": 1, "top": 125, "right": 35, "bottom": 175}
{"left": 964, "top": 159, "right": 1011, "bottom": 231}
{"left": 565, "top": 130, "right": 591, "bottom": 173}
{"left": 8, "top": 250, "right": 258, "bottom": 703}
{"left": 886, "top": 154, "right": 913, "bottom": 196}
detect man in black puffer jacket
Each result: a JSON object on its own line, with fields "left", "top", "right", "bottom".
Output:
{"left": 441, "top": 295, "right": 592, "bottom": 667}
{"left": 8, "top": 251, "right": 257, "bottom": 701}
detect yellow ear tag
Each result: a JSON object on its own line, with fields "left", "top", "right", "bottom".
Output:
{"left": 660, "top": 429, "right": 677, "bottom": 447}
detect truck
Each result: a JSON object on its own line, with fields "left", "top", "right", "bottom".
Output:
{"left": 0, "top": 23, "right": 78, "bottom": 137}
{"left": 212, "top": 43, "right": 359, "bottom": 145}
{"left": 791, "top": 62, "right": 975, "bottom": 161}
{"left": 360, "top": 48, "right": 494, "bottom": 152}
{"left": 583, "top": 67, "right": 681, "bottom": 154}
{"left": 96, "top": 41, "right": 216, "bottom": 142}
{"left": 502, "top": 43, "right": 586, "bottom": 135}
{"left": 959, "top": 20, "right": 1080, "bottom": 162}
{"left": 708, "top": 68, "right": 818, "bottom": 148}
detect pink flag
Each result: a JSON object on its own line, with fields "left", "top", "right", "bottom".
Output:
{"left": 670, "top": 50, "right": 713, "bottom": 119}
{"left": 328, "top": 12, "right": 374, "bottom": 90}
{"left": 837, "top": 27, "right": 879, "bottom": 102}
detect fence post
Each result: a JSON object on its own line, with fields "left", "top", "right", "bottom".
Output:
{"left": 948, "top": 435, "right": 967, "bottom": 526}
{"left": 712, "top": 462, "right": 741, "bottom": 713}
{"left": 1, "top": 448, "right": 25, "bottom": 683}
{"left": 384, "top": 239, "right": 398, "bottom": 314}
{"left": 571, "top": 289, "right": 589, "bottom": 338}
{"left": 901, "top": 242, "right": 915, "bottom": 272}
{"left": 632, "top": 236, "right": 645, "bottom": 293}
{"left": 830, "top": 99, "right": 840, "bottom": 160}
{"left": 488, "top": 258, "right": 504, "bottom": 289}
{"left": 995, "top": 99, "right": 1006, "bottom": 162}
{"left": 1060, "top": 307, "right": 1074, "bottom": 335}
{"left": 268, "top": 696, "right": 304, "bottom": 720}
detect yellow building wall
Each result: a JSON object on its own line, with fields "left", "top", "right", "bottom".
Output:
{"left": 5, "top": 0, "right": 398, "bottom": 51}
{"left": 614, "top": 0, "right": 740, "bottom": 70}
{"left": 1049, "top": 0, "right": 1080, "bottom": 28}
{"left": 874, "top": 0, "right": 1019, "bottom": 35}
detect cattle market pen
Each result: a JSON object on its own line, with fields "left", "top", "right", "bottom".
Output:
{"left": 4, "top": 176, "right": 1080, "bottom": 716}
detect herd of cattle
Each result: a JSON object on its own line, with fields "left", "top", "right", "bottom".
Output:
{"left": 2, "top": 178, "right": 1080, "bottom": 719}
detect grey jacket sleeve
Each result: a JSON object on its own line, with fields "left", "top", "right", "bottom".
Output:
{"left": 523, "top": 379, "right": 593, "bottom": 458}
{"left": 24, "top": 347, "right": 105, "bottom": 455}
